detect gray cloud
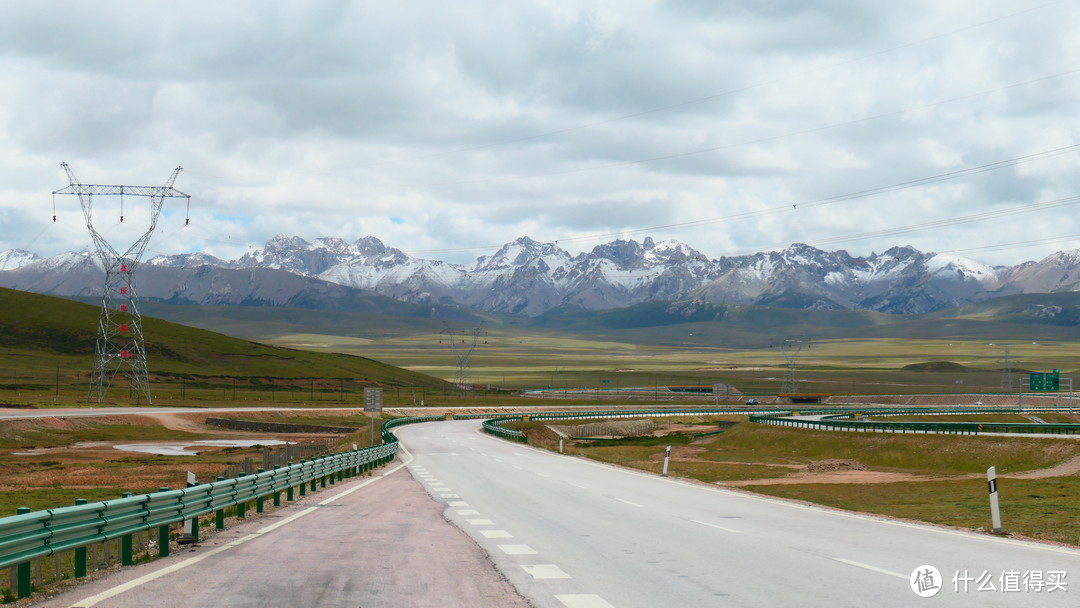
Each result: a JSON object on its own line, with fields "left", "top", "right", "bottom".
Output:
{"left": 1, "top": 0, "right": 1078, "bottom": 268}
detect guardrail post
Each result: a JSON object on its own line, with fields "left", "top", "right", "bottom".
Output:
{"left": 215, "top": 477, "right": 226, "bottom": 529}
{"left": 256, "top": 469, "right": 265, "bottom": 513}
{"left": 158, "top": 488, "right": 171, "bottom": 558}
{"left": 120, "top": 492, "right": 134, "bottom": 566}
{"left": 15, "top": 507, "right": 31, "bottom": 598}
{"left": 73, "top": 499, "right": 89, "bottom": 578}
{"left": 273, "top": 466, "right": 282, "bottom": 507}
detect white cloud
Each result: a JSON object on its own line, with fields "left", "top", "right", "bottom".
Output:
{"left": 1, "top": 0, "right": 1079, "bottom": 267}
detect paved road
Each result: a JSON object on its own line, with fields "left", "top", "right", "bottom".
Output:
{"left": 29, "top": 453, "right": 531, "bottom": 608}
{"left": 397, "top": 420, "right": 1080, "bottom": 607}
{"left": 18, "top": 415, "right": 1080, "bottom": 607}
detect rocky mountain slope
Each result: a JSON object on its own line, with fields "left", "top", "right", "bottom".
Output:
{"left": 3, "top": 234, "right": 1079, "bottom": 317}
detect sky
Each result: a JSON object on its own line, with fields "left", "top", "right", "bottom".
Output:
{"left": 1, "top": 0, "right": 1079, "bottom": 267}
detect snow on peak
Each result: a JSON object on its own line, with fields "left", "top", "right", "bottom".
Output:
{"left": 0, "top": 249, "right": 40, "bottom": 271}
{"left": 925, "top": 253, "right": 998, "bottom": 281}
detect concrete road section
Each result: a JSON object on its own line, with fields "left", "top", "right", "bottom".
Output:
{"left": 397, "top": 419, "right": 1080, "bottom": 608}
{"left": 28, "top": 454, "right": 532, "bottom": 608}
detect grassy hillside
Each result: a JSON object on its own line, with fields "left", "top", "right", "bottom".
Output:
{"left": 28, "top": 290, "right": 1080, "bottom": 395}
{"left": 0, "top": 287, "right": 451, "bottom": 389}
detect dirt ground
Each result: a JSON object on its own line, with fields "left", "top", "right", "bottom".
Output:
{"left": 0, "top": 413, "right": 348, "bottom": 493}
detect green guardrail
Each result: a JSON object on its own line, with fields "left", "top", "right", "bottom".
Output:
{"left": 476, "top": 407, "right": 791, "bottom": 443}
{"left": 0, "top": 415, "right": 437, "bottom": 600}
{"left": 750, "top": 408, "right": 1080, "bottom": 436}
{"left": 477, "top": 406, "right": 1080, "bottom": 443}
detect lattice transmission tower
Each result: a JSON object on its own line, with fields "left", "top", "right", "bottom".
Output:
{"left": 441, "top": 328, "right": 484, "bottom": 388}
{"left": 53, "top": 163, "right": 191, "bottom": 404}
{"left": 999, "top": 344, "right": 1015, "bottom": 392}
{"left": 781, "top": 338, "right": 806, "bottom": 395}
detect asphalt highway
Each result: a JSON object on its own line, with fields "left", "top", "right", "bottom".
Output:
{"left": 21, "top": 416, "right": 1080, "bottom": 607}
{"left": 398, "top": 420, "right": 1080, "bottom": 607}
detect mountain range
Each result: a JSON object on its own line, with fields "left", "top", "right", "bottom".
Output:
{"left": 3, "top": 234, "right": 1080, "bottom": 318}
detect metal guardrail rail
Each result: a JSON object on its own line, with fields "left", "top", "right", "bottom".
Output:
{"left": 478, "top": 406, "right": 1080, "bottom": 440}
{"left": 475, "top": 407, "right": 789, "bottom": 442}
{"left": 0, "top": 415, "right": 439, "bottom": 600}
{"left": 749, "top": 408, "right": 1080, "bottom": 435}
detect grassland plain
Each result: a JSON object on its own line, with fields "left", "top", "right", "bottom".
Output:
{"left": 264, "top": 328, "right": 1080, "bottom": 396}
{"left": 0, "top": 410, "right": 387, "bottom": 514}
{"left": 5, "top": 287, "right": 1080, "bottom": 547}
{"left": 509, "top": 416, "right": 1080, "bottom": 547}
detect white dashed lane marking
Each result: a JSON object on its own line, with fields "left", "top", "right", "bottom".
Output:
{"left": 833, "top": 557, "right": 907, "bottom": 579}
{"left": 498, "top": 544, "right": 538, "bottom": 555}
{"left": 522, "top": 564, "right": 571, "bottom": 579}
{"left": 555, "top": 594, "right": 616, "bottom": 608}
{"left": 692, "top": 519, "right": 741, "bottom": 534}
{"left": 481, "top": 530, "right": 513, "bottom": 538}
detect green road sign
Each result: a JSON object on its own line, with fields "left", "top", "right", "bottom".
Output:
{"left": 1030, "top": 370, "right": 1061, "bottom": 391}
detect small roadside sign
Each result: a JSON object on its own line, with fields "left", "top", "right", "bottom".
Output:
{"left": 364, "top": 387, "right": 383, "bottom": 412}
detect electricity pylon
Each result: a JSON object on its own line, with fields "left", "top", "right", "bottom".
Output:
{"left": 441, "top": 328, "right": 484, "bottom": 388}
{"left": 53, "top": 163, "right": 191, "bottom": 404}
{"left": 999, "top": 344, "right": 1014, "bottom": 392}
{"left": 781, "top": 338, "right": 806, "bottom": 395}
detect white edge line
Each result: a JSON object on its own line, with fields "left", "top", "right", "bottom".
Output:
{"left": 833, "top": 557, "right": 907, "bottom": 580}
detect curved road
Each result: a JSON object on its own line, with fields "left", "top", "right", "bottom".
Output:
{"left": 401, "top": 420, "right": 1078, "bottom": 607}
{"left": 24, "top": 418, "right": 1080, "bottom": 607}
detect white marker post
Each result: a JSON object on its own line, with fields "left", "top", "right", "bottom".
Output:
{"left": 987, "top": 466, "right": 1002, "bottom": 533}
{"left": 181, "top": 471, "right": 197, "bottom": 542}
{"left": 662, "top": 446, "right": 671, "bottom": 477}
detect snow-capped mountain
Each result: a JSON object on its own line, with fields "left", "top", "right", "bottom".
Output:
{"left": 5, "top": 233, "right": 1080, "bottom": 317}
{"left": 0, "top": 249, "right": 39, "bottom": 272}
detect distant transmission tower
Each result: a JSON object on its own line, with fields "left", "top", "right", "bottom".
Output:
{"left": 53, "top": 163, "right": 191, "bottom": 404}
{"left": 442, "top": 328, "right": 484, "bottom": 388}
{"left": 999, "top": 345, "right": 1015, "bottom": 391}
{"left": 781, "top": 338, "right": 806, "bottom": 395}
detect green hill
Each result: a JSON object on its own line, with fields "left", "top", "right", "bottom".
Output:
{"left": 0, "top": 287, "right": 451, "bottom": 389}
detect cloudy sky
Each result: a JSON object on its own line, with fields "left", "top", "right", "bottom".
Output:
{"left": 2, "top": 0, "right": 1079, "bottom": 266}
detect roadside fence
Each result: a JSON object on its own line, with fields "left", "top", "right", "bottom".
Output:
{"left": 0, "top": 416, "right": 437, "bottom": 602}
